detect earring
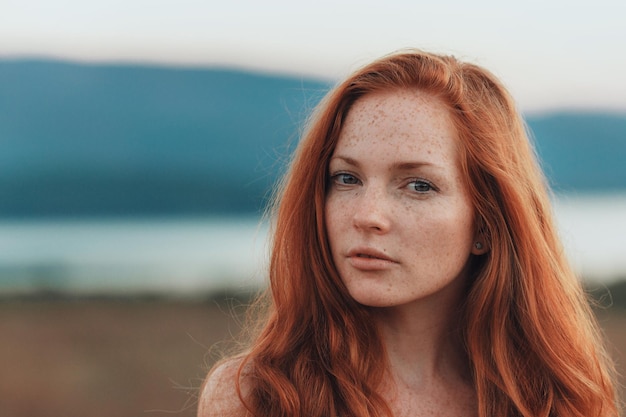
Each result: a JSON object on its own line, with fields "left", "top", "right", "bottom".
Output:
{"left": 474, "top": 242, "right": 483, "bottom": 250}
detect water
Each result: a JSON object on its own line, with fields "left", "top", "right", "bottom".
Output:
{"left": 553, "top": 194, "right": 626, "bottom": 283}
{"left": 0, "top": 217, "right": 269, "bottom": 296}
{"left": 1, "top": 194, "right": 625, "bottom": 296}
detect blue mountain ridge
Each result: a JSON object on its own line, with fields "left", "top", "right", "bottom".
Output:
{"left": 1, "top": 59, "right": 625, "bottom": 218}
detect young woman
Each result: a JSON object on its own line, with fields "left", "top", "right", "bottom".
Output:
{"left": 198, "top": 50, "right": 619, "bottom": 417}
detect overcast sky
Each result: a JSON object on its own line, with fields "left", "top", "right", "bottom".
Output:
{"left": 2, "top": 0, "right": 625, "bottom": 113}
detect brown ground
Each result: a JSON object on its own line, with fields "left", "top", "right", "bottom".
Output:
{"left": 0, "top": 297, "right": 249, "bottom": 417}
{"left": 0, "top": 298, "right": 623, "bottom": 417}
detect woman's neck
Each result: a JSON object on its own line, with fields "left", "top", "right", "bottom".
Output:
{"left": 371, "top": 276, "right": 471, "bottom": 390}
{"left": 372, "top": 289, "right": 477, "bottom": 417}
{"left": 376, "top": 305, "right": 467, "bottom": 387}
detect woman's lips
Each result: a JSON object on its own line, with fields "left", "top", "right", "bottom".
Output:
{"left": 346, "top": 248, "right": 398, "bottom": 270}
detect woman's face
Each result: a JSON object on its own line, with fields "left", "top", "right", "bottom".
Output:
{"left": 325, "top": 89, "right": 481, "bottom": 310}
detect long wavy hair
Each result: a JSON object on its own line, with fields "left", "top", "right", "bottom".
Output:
{"left": 228, "top": 50, "right": 619, "bottom": 417}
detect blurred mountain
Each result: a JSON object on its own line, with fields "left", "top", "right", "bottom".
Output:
{"left": 530, "top": 113, "right": 626, "bottom": 192}
{"left": 1, "top": 59, "right": 625, "bottom": 218}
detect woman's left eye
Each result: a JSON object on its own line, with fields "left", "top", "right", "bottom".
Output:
{"left": 408, "top": 180, "right": 434, "bottom": 193}
{"left": 334, "top": 173, "right": 360, "bottom": 185}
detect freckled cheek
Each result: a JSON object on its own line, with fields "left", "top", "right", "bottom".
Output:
{"left": 400, "top": 217, "right": 473, "bottom": 284}
{"left": 404, "top": 212, "right": 473, "bottom": 252}
{"left": 324, "top": 196, "right": 349, "bottom": 242}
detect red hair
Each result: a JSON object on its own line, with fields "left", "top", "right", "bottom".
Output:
{"left": 226, "top": 50, "right": 619, "bottom": 416}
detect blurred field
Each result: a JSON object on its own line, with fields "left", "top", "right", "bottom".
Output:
{"left": 0, "top": 296, "right": 623, "bottom": 417}
{"left": 0, "top": 296, "right": 249, "bottom": 417}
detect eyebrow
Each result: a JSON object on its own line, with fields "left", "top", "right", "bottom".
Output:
{"left": 329, "top": 155, "right": 439, "bottom": 170}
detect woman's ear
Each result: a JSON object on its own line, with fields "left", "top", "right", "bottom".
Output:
{"left": 472, "top": 217, "right": 490, "bottom": 255}
{"left": 471, "top": 240, "right": 489, "bottom": 255}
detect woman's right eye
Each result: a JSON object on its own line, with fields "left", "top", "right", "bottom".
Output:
{"left": 332, "top": 173, "right": 360, "bottom": 185}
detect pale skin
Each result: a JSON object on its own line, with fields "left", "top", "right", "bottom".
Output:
{"left": 198, "top": 89, "right": 487, "bottom": 417}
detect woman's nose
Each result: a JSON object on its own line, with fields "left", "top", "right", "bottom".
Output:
{"left": 352, "top": 185, "right": 392, "bottom": 233}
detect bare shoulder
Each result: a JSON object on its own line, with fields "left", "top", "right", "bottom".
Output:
{"left": 198, "top": 357, "right": 250, "bottom": 417}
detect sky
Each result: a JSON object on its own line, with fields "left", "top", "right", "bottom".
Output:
{"left": 1, "top": 0, "right": 625, "bottom": 113}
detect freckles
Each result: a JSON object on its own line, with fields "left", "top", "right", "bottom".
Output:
{"left": 399, "top": 201, "right": 414, "bottom": 218}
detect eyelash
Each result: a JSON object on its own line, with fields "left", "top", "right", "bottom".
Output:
{"left": 330, "top": 173, "right": 437, "bottom": 194}
{"left": 407, "top": 179, "right": 436, "bottom": 193}
{"left": 331, "top": 172, "right": 360, "bottom": 186}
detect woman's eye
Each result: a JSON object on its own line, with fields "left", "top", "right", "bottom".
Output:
{"left": 409, "top": 180, "right": 434, "bottom": 193}
{"left": 334, "top": 173, "right": 360, "bottom": 185}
